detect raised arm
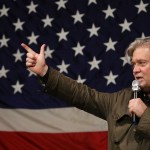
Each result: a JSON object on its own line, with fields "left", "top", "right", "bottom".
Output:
{"left": 21, "top": 43, "right": 48, "bottom": 77}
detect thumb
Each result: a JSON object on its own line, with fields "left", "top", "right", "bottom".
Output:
{"left": 40, "top": 44, "right": 46, "bottom": 56}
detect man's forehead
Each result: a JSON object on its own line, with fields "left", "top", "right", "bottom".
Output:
{"left": 134, "top": 47, "right": 150, "bottom": 54}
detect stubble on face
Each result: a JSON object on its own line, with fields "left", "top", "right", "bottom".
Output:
{"left": 132, "top": 47, "right": 150, "bottom": 93}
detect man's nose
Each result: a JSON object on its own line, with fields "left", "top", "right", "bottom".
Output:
{"left": 133, "top": 65, "right": 140, "bottom": 74}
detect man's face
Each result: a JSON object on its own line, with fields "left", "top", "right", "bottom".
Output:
{"left": 132, "top": 46, "right": 150, "bottom": 92}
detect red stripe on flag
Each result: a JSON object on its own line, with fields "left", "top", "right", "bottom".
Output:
{"left": 0, "top": 131, "right": 108, "bottom": 150}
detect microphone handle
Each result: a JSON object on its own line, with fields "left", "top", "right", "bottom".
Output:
{"left": 133, "top": 91, "right": 137, "bottom": 124}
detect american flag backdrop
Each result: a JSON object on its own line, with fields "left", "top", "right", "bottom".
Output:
{"left": 0, "top": 0, "right": 150, "bottom": 149}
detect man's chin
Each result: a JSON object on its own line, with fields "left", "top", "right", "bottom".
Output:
{"left": 139, "top": 82, "right": 145, "bottom": 90}
{"left": 140, "top": 84, "right": 150, "bottom": 93}
{"left": 138, "top": 79, "right": 144, "bottom": 87}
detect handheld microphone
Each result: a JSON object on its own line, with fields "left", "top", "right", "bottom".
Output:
{"left": 132, "top": 80, "right": 140, "bottom": 124}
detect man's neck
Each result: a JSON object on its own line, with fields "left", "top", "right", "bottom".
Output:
{"left": 147, "top": 93, "right": 150, "bottom": 98}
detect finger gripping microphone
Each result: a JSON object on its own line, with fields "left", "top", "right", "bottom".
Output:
{"left": 132, "top": 80, "right": 140, "bottom": 124}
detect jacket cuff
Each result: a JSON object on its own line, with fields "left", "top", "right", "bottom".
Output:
{"left": 38, "top": 66, "right": 49, "bottom": 84}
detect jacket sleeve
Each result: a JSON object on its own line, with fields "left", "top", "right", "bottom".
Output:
{"left": 136, "top": 108, "right": 150, "bottom": 138}
{"left": 43, "top": 67, "right": 115, "bottom": 120}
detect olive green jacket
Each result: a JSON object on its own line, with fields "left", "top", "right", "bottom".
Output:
{"left": 44, "top": 68, "right": 150, "bottom": 150}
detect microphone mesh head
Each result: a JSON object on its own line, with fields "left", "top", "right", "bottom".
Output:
{"left": 132, "top": 80, "right": 140, "bottom": 91}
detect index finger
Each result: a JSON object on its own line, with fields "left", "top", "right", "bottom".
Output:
{"left": 21, "top": 43, "right": 36, "bottom": 55}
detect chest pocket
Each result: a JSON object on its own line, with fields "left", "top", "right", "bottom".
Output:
{"left": 113, "top": 115, "right": 132, "bottom": 143}
{"left": 112, "top": 115, "right": 139, "bottom": 149}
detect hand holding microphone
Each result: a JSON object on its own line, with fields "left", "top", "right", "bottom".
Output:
{"left": 129, "top": 80, "right": 147, "bottom": 124}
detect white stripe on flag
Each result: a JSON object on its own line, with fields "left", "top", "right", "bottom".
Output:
{"left": 0, "top": 107, "right": 107, "bottom": 133}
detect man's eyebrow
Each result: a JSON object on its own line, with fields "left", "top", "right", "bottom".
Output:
{"left": 131, "top": 59, "right": 147, "bottom": 63}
